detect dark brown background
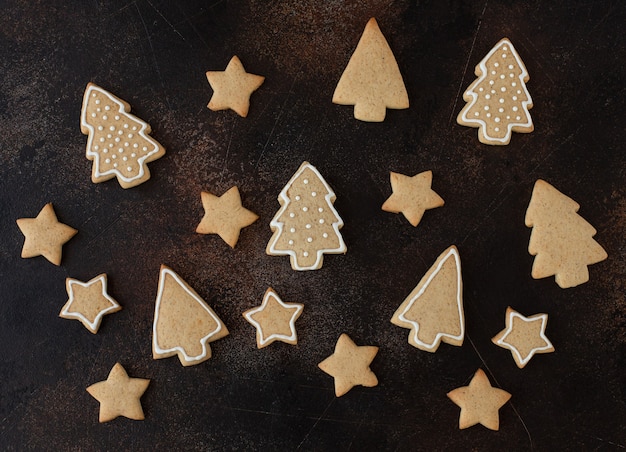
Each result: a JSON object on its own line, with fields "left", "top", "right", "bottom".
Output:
{"left": 1, "top": 1, "right": 624, "bottom": 450}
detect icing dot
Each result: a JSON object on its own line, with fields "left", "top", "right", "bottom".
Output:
{"left": 108, "top": 143, "right": 113, "bottom": 148}
{"left": 290, "top": 228, "right": 295, "bottom": 233}
{"left": 115, "top": 137, "right": 121, "bottom": 142}
{"left": 124, "top": 123, "right": 129, "bottom": 128}
{"left": 109, "top": 125, "right": 115, "bottom": 131}
{"left": 491, "top": 70, "right": 496, "bottom": 75}
{"left": 474, "top": 112, "right": 479, "bottom": 117}
{"left": 106, "top": 133, "right": 112, "bottom": 139}
{"left": 302, "top": 207, "right": 308, "bottom": 212}
{"left": 306, "top": 224, "right": 311, "bottom": 229}
{"left": 288, "top": 240, "right": 294, "bottom": 245}
{"left": 500, "top": 87, "right": 506, "bottom": 92}
{"left": 118, "top": 148, "right": 123, "bottom": 153}
{"left": 485, "top": 94, "right": 491, "bottom": 100}
{"left": 307, "top": 237, "right": 313, "bottom": 243}
{"left": 486, "top": 113, "right": 491, "bottom": 118}
{"left": 512, "top": 96, "right": 518, "bottom": 101}
{"left": 118, "top": 130, "right": 123, "bottom": 135}
{"left": 494, "top": 62, "right": 499, "bottom": 67}
{"left": 517, "top": 90, "right": 521, "bottom": 94}
{"left": 495, "top": 127, "right": 500, "bottom": 132}
{"left": 489, "top": 80, "right": 494, "bottom": 85}
{"left": 295, "top": 195, "right": 301, "bottom": 201}
{"left": 513, "top": 106, "right": 519, "bottom": 112}
{"left": 127, "top": 166, "right": 132, "bottom": 171}
{"left": 124, "top": 142, "right": 129, "bottom": 147}
{"left": 499, "top": 98, "right": 505, "bottom": 103}
{"left": 289, "top": 213, "right": 295, "bottom": 218}
{"left": 102, "top": 115, "right": 108, "bottom": 120}
{"left": 132, "top": 126, "right": 137, "bottom": 131}
{"left": 94, "top": 98, "right": 99, "bottom": 102}
{"left": 498, "top": 107, "right": 504, "bottom": 113}
{"left": 479, "top": 87, "right": 484, "bottom": 92}
{"left": 508, "top": 64, "right": 514, "bottom": 69}
{"left": 127, "top": 133, "right": 133, "bottom": 138}
{"left": 104, "top": 105, "right": 110, "bottom": 111}
{"left": 94, "top": 145, "right": 99, "bottom": 150}
{"left": 319, "top": 219, "right": 324, "bottom": 224}
{"left": 97, "top": 125, "right": 104, "bottom": 131}
{"left": 131, "top": 153, "right": 136, "bottom": 158}
{"left": 512, "top": 82, "right": 517, "bottom": 87}
{"left": 509, "top": 73, "right": 515, "bottom": 78}
{"left": 105, "top": 158, "right": 110, "bottom": 163}
{"left": 484, "top": 106, "right": 489, "bottom": 111}
{"left": 114, "top": 115, "right": 120, "bottom": 120}
{"left": 323, "top": 233, "right": 328, "bottom": 238}
{"left": 303, "top": 252, "right": 309, "bottom": 257}
{"left": 506, "top": 115, "right": 511, "bottom": 119}
{"left": 318, "top": 208, "right": 323, "bottom": 213}
{"left": 303, "top": 179, "right": 309, "bottom": 184}
{"left": 516, "top": 116, "right": 521, "bottom": 120}
{"left": 495, "top": 117, "right": 501, "bottom": 123}
{"left": 142, "top": 146, "right": 147, "bottom": 151}
{"left": 133, "top": 143, "right": 138, "bottom": 148}
{"left": 502, "top": 53, "right": 507, "bottom": 58}
{"left": 500, "top": 74, "right": 505, "bottom": 79}
{"left": 311, "top": 192, "right": 317, "bottom": 197}
{"left": 491, "top": 89, "right": 496, "bottom": 94}
{"left": 111, "top": 154, "right": 116, "bottom": 159}
{"left": 113, "top": 162, "right": 118, "bottom": 168}
{"left": 91, "top": 113, "right": 96, "bottom": 118}
{"left": 102, "top": 149, "right": 107, "bottom": 153}
{"left": 96, "top": 107, "right": 101, "bottom": 112}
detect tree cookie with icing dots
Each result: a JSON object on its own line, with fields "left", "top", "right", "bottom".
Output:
{"left": 81, "top": 83, "right": 165, "bottom": 188}
{"left": 457, "top": 38, "right": 533, "bottom": 145}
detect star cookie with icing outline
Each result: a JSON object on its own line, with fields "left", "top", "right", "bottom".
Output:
{"left": 492, "top": 306, "right": 554, "bottom": 368}
{"left": 318, "top": 333, "right": 378, "bottom": 397}
{"left": 16, "top": 203, "right": 77, "bottom": 266}
{"left": 381, "top": 170, "right": 444, "bottom": 227}
{"left": 87, "top": 363, "right": 150, "bottom": 423}
{"left": 243, "top": 288, "right": 303, "bottom": 348}
{"left": 60, "top": 274, "right": 121, "bottom": 334}
{"left": 196, "top": 186, "right": 259, "bottom": 248}
{"left": 206, "top": 56, "right": 265, "bottom": 117}
{"left": 447, "top": 368, "right": 511, "bottom": 430}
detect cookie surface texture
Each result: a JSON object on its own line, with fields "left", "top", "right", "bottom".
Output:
{"left": 457, "top": 38, "right": 533, "bottom": 145}
{"left": 153, "top": 265, "right": 229, "bottom": 366}
{"left": 318, "top": 333, "right": 379, "bottom": 397}
{"left": 60, "top": 274, "right": 121, "bottom": 334}
{"left": 266, "top": 161, "right": 346, "bottom": 271}
{"left": 525, "top": 179, "right": 607, "bottom": 288}
{"left": 242, "top": 288, "right": 303, "bottom": 348}
{"left": 447, "top": 368, "right": 511, "bottom": 430}
{"left": 332, "top": 17, "right": 409, "bottom": 122}
{"left": 391, "top": 246, "right": 464, "bottom": 352}
{"left": 16, "top": 203, "right": 77, "bottom": 266}
{"left": 196, "top": 186, "right": 259, "bottom": 248}
{"left": 381, "top": 170, "right": 444, "bottom": 226}
{"left": 492, "top": 307, "right": 554, "bottom": 368}
{"left": 86, "top": 363, "right": 150, "bottom": 423}
{"left": 206, "top": 55, "right": 265, "bottom": 117}
{"left": 80, "top": 83, "right": 165, "bottom": 189}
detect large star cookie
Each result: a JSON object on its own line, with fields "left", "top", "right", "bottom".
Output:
{"left": 492, "top": 307, "right": 554, "bottom": 368}
{"left": 196, "top": 186, "right": 258, "bottom": 248}
{"left": 318, "top": 334, "right": 378, "bottom": 397}
{"left": 206, "top": 56, "right": 265, "bottom": 117}
{"left": 381, "top": 170, "right": 444, "bottom": 227}
{"left": 447, "top": 368, "right": 511, "bottom": 430}
{"left": 243, "top": 288, "right": 303, "bottom": 348}
{"left": 81, "top": 83, "right": 165, "bottom": 188}
{"left": 16, "top": 203, "right": 77, "bottom": 266}
{"left": 60, "top": 274, "right": 121, "bottom": 334}
{"left": 86, "top": 363, "right": 150, "bottom": 423}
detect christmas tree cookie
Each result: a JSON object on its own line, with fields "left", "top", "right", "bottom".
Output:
{"left": 81, "top": 83, "right": 165, "bottom": 188}
{"left": 153, "top": 265, "right": 229, "bottom": 366}
{"left": 525, "top": 179, "right": 607, "bottom": 288}
{"left": 391, "top": 246, "right": 464, "bottom": 352}
{"left": 457, "top": 38, "right": 533, "bottom": 145}
{"left": 333, "top": 17, "right": 409, "bottom": 122}
{"left": 266, "top": 162, "right": 346, "bottom": 271}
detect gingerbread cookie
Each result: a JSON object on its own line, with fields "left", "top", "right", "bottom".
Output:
{"left": 266, "top": 162, "right": 346, "bottom": 271}
{"left": 318, "top": 333, "right": 378, "bottom": 397}
{"left": 153, "top": 265, "right": 229, "bottom": 366}
{"left": 391, "top": 246, "right": 464, "bottom": 352}
{"left": 60, "top": 274, "right": 121, "bottom": 334}
{"left": 16, "top": 203, "right": 77, "bottom": 266}
{"left": 381, "top": 170, "right": 444, "bottom": 226}
{"left": 206, "top": 56, "right": 265, "bottom": 117}
{"left": 492, "top": 307, "right": 554, "bottom": 368}
{"left": 447, "top": 368, "right": 511, "bottom": 430}
{"left": 525, "top": 179, "right": 607, "bottom": 288}
{"left": 243, "top": 288, "right": 303, "bottom": 348}
{"left": 86, "top": 363, "right": 150, "bottom": 423}
{"left": 457, "top": 38, "right": 533, "bottom": 145}
{"left": 196, "top": 186, "right": 259, "bottom": 248}
{"left": 333, "top": 17, "right": 409, "bottom": 122}
{"left": 81, "top": 83, "right": 165, "bottom": 188}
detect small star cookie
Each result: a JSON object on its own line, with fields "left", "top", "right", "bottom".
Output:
{"left": 243, "top": 288, "right": 303, "bottom": 348}
{"left": 381, "top": 170, "right": 444, "bottom": 227}
{"left": 87, "top": 363, "right": 150, "bottom": 423}
{"left": 196, "top": 186, "right": 259, "bottom": 248}
{"left": 447, "top": 368, "right": 511, "bottom": 431}
{"left": 318, "top": 334, "right": 378, "bottom": 397}
{"left": 16, "top": 203, "right": 77, "bottom": 266}
{"left": 60, "top": 274, "right": 121, "bottom": 334}
{"left": 492, "top": 307, "right": 554, "bottom": 368}
{"left": 206, "top": 56, "right": 265, "bottom": 117}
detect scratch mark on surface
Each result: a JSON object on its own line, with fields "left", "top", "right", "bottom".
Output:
{"left": 460, "top": 183, "right": 511, "bottom": 245}
{"left": 145, "top": 0, "right": 186, "bottom": 41}
{"left": 296, "top": 395, "right": 335, "bottom": 450}
{"left": 254, "top": 73, "right": 300, "bottom": 170}
{"left": 509, "top": 401, "right": 535, "bottom": 450}
{"left": 448, "top": 0, "right": 489, "bottom": 124}
{"left": 220, "top": 116, "right": 236, "bottom": 183}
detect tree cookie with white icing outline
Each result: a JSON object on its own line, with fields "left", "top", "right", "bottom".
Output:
{"left": 266, "top": 161, "right": 346, "bottom": 271}
{"left": 457, "top": 38, "right": 533, "bottom": 145}
{"left": 391, "top": 246, "right": 464, "bottom": 352}
{"left": 81, "top": 83, "right": 165, "bottom": 188}
{"left": 152, "top": 265, "right": 229, "bottom": 366}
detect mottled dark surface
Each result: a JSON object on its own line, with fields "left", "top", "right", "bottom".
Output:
{"left": 1, "top": 0, "right": 625, "bottom": 450}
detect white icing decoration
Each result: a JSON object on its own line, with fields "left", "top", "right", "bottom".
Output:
{"left": 495, "top": 310, "right": 553, "bottom": 366}
{"left": 243, "top": 289, "right": 303, "bottom": 347}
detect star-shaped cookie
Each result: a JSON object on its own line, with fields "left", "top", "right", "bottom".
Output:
{"left": 196, "top": 186, "right": 259, "bottom": 248}
{"left": 86, "top": 363, "right": 150, "bottom": 423}
{"left": 318, "top": 333, "right": 378, "bottom": 397}
{"left": 492, "top": 307, "right": 554, "bottom": 368}
{"left": 243, "top": 288, "right": 303, "bottom": 348}
{"left": 447, "top": 368, "right": 511, "bottom": 430}
{"left": 59, "top": 274, "right": 121, "bottom": 334}
{"left": 206, "top": 56, "right": 265, "bottom": 117}
{"left": 16, "top": 203, "right": 77, "bottom": 265}
{"left": 381, "top": 170, "right": 444, "bottom": 227}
